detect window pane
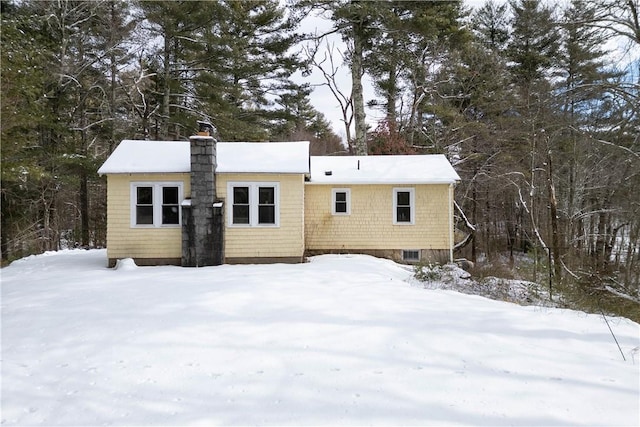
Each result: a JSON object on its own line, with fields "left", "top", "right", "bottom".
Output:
{"left": 335, "top": 201, "right": 347, "bottom": 213}
{"left": 136, "top": 186, "right": 153, "bottom": 225}
{"left": 162, "top": 206, "right": 179, "bottom": 224}
{"left": 136, "top": 206, "right": 154, "bottom": 224}
{"left": 259, "top": 187, "right": 274, "bottom": 204}
{"left": 397, "top": 191, "right": 410, "bottom": 206}
{"left": 258, "top": 205, "right": 275, "bottom": 224}
{"left": 335, "top": 192, "right": 346, "bottom": 202}
{"left": 233, "top": 205, "right": 250, "bottom": 224}
{"left": 397, "top": 206, "right": 411, "bottom": 222}
{"left": 258, "top": 187, "right": 275, "bottom": 224}
{"left": 234, "top": 187, "right": 249, "bottom": 204}
{"left": 137, "top": 187, "right": 153, "bottom": 205}
{"left": 161, "top": 186, "right": 179, "bottom": 225}
{"left": 163, "top": 187, "right": 178, "bottom": 204}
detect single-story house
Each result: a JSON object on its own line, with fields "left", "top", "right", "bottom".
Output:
{"left": 97, "top": 128, "right": 460, "bottom": 267}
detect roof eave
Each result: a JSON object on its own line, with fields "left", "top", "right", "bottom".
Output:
{"left": 305, "top": 179, "right": 460, "bottom": 185}
{"left": 216, "top": 169, "right": 310, "bottom": 174}
{"left": 97, "top": 169, "right": 190, "bottom": 176}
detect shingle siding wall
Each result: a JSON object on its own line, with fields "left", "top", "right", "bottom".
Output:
{"left": 106, "top": 172, "right": 453, "bottom": 265}
{"left": 216, "top": 173, "right": 305, "bottom": 260}
{"left": 106, "top": 172, "right": 304, "bottom": 264}
{"left": 304, "top": 184, "right": 452, "bottom": 252}
{"left": 106, "top": 173, "right": 190, "bottom": 262}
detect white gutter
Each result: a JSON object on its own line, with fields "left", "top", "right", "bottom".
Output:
{"left": 448, "top": 183, "right": 454, "bottom": 263}
{"left": 305, "top": 180, "right": 458, "bottom": 185}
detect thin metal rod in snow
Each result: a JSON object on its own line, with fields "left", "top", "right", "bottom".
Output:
{"left": 600, "top": 309, "right": 626, "bottom": 361}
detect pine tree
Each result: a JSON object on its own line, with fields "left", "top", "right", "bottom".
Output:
{"left": 2, "top": 0, "right": 118, "bottom": 254}
{"left": 137, "top": 0, "right": 215, "bottom": 140}
{"left": 554, "top": 0, "right": 638, "bottom": 285}
{"left": 506, "top": 0, "right": 560, "bottom": 86}
{"left": 1, "top": 0, "right": 53, "bottom": 259}
{"left": 95, "top": 0, "right": 137, "bottom": 153}
{"left": 472, "top": 0, "right": 510, "bottom": 51}
{"left": 330, "top": 0, "right": 380, "bottom": 155}
{"left": 193, "top": 0, "right": 302, "bottom": 141}
{"left": 367, "top": 1, "right": 467, "bottom": 131}
{"left": 433, "top": 39, "right": 517, "bottom": 261}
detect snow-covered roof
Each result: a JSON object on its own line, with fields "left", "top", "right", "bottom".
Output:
{"left": 98, "top": 140, "right": 459, "bottom": 184}
{"left": 217, "top": 141, "right": 309, "bottom": 174}
{"left": 98, "top": 140, "right": 189, "bottom": 174}
{"left": 308, "top": 155, "right": 460, "bottom": 185}
{"left": 97, "top": 140, "right": 310, "bottom": 175}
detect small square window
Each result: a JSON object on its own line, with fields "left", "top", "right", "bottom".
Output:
{"left": 397, "top": 191, "right": 410, "bottom": 206}
{"left": 137, "top": 187, "right": 153, "bottom": 204}
{"left": 163, "top": 187, "right": 178, "bottom": 204}
{"left": 258, "top": 205, "right": 275, "bottom": 224}
{"left": 402, "top": 250, "right": 420, "bottom": 262}
{"left": 234, "top": 187, "right": 249, "bottom": 204}
{"left": 233, "top": 205, "right": 250, "bottom": 224}
{"left": 136, "top": 206, "right": 154, "bottom": 225}
{"left": 259, "top": 187, "right": 274, "bottom": 204}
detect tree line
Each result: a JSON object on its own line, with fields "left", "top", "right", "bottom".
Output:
{"left": 1, "top": 0, "right": 343, "bottom": 260}
{"left": 1, "top": 0, "right": 638, "bottom": 317}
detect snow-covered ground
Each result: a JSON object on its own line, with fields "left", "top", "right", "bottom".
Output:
{"left": 2, "top": 250, "right": 639, "bottom": 426}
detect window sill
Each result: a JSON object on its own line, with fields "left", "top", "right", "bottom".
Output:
{"left": 131, "top": 224, "right": 181, "bottom": 229}
{"left": 228, "top": 224, "right": 280, "bottom": 228}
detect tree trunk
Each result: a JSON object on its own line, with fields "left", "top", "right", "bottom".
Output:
{"left": 471, "top": 174, "right": 477, "bottom": 263}
{"left": 546, "top": 148, "right": 561, "bottom": 281}
{"left": 351, "top": 21, "right": 367, "bottom": 155}
{"left": 80, "top": 170, "right": 89, "bottom": 246}
{"left": 161, "top": 34, "right": 171, "bottom": 140}
{"left": 595, "top": 210, "right": 608, "bottom": 270}
{"left": 1, "top": 192, "right": 9, "bottom": 261}
{"left": 108, "top": 0, "right": 117, "bottom": 153}
{"left": 386, "top": 62, "right": 397, "bottom": 125}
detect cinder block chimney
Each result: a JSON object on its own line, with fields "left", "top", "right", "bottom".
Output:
{"left": 182, "top": 121, "right": 224, "bottom": 266}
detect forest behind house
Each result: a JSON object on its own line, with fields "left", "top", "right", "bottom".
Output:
{"left": 1, "top": 0, "right": 639, "bottom": 320}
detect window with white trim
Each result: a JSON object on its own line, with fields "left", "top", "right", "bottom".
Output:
{"left": 228, "top": 182, "right": 279, "bottom": 227}
{"left": 393, "top": 188, "right": 415, "bottom": 225}
{"left": 332, "top": 188, "right": 351, "bottom": 215}
{"left": 131, "top": 182, "right": 183, "bottom": 227}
